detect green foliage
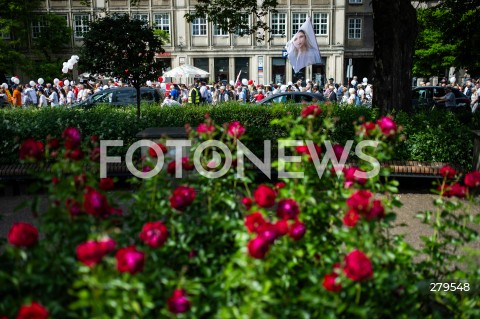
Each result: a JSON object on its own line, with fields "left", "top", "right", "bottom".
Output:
{"left": 1, "top": 103, "right": 479, "bottom": 168}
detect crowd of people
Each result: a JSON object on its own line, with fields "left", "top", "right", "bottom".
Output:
{"left": 1, "top": 75, "right": 478, "bottom": 112}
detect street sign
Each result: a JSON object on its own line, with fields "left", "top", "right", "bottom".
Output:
{"left": 282, "top": 49, "right": 288, "bottom": 58}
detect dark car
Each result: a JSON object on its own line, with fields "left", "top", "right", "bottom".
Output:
{"left": 257, "top": 92, "right": 325, "bottom": 105}
{"left": 412, "top": 86, "right": 470, "bottom": 110}
{"left": 73, "top": 87, "right": 161, "bottom": 108}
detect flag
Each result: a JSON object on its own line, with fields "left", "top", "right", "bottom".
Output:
{"left": 285, "top": 17, "right": 321, "bottom": 74}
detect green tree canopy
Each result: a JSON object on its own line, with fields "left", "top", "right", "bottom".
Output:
{"left": 81, "top": 13, "right": 164, "bottom": 118}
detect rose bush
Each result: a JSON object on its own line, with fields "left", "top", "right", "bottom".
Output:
{"left": 0, "top": 107, "right": 479, "bottom": 318}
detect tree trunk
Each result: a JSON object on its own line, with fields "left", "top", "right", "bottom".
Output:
{"left": 372, "top": 0, "right": 417, "bottom": 115}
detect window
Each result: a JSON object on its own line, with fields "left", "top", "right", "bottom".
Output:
{"left": 235, "top": 14, "right": 250, "bottom": 36}
{"left": 31, "top": 16, "right": 48, "bottom": 38}
{"left": 292, "top": 13, "right": 307, "bottom": 36}
{"left": 271, "top": 13, "right": 286, "bottom": 36}
{"left": 154, "top": 14, "right": 170, "bottom": 33}
{"left": 74, "top": 15, "right": 90, "bottom": 38}
{"left": 313, "top": 13, "right": 328, "bottom": 35}
{"left": 349, "top": 0, "right": 363, "bottom": 3}
{"left": 132, "top": 14, "right": 149, "bottom": 25}
{"left": 192, "top": 17, "right": 207, "bottom": 36}
{"left": 213, "top": 24, "right": 228, "bottom": 36}
{"left": 348, "top": 18, "right": 362, "bottom": 39}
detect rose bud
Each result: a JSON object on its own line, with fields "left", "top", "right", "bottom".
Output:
{"left": 322, "top": 273, "right": 342, "bottom": 292}
{"left": 241, "top": 197, "right": 253, "bottom": 210}
{"left": 377, "top": 116, "right": 397, "bottom": 137}
{"left": 168, "top": 289, "right": 191, "bottom": 314}
{"left": 276, "top": 198, "right": 300, "bottom": 220}
{"left": 247, "top": 236, "right": 270, "bottom": 259}
{"left": 288, "top": 221, "right": 306, "bottom": 241}
{"left": 7, "top": 222, "right": 39, "bottom": 248}
{"left": 227, "top": 121, "right": 246, "bottom": 138}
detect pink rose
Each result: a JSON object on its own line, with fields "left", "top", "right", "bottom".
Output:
{"left": 276, "top": 198, "right": 300, "bottom": 220}
{"left": 7, "top": 222, "right": 39, "bottom": 248}
{"left": 115, "top": 246, "right": 145, "bottom": 274}
{"left": 196, "top": 123, "right": 215, "bottom": 133}
{"left": 167, "top": 289, "right": 191, "bottom": 314}
{"left": 377, "top": 116, "right": 397, "bottom": 136}
{"left": 169, "top": 185, "right": 196, "bottom": 211}
{"left": 247, "top": 236, "right": 270, "bottom": 259}
{"left": 139, "top": 221, "right": 168, "bottom": 248}
{"left": 227, "top": 121, "right": 246, "bottom": 138}
{"left": 62, "top": 127, "right": 81, "bottom": 149}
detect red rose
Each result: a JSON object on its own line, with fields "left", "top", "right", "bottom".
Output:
{"left": 227, "top": 121, "right": 246, "bottom": 138}
{"left": 115, "top": 246, "right": 145, "bottom": 274}
{"left": 256, "top": 222, "right": 278, "bottom": 243}
{"left": 241, "top": 197, "right": 253, "bottom": 210}
{"left": 90, "top": 147, "right": 101, "bottom": 162}
{"left": 288, "top": 221, "right": 306, "bottom": 240}
{"left": 295, "top": 143, "right": 321, "bottom": 161}
{"left": 346, "top": 190, "right": 373, "bottom": 213}
{"left": 343, "top": 209, "right": 359, "bottom": 227}
{"left": 167, "top": 161, "right": 176, "bottom": 175}
{"left": 51, "top": 176, "right": 59, "bottom": 185}
{"left": 196, "top": 123, "right": 215, "bottom": 134}
{"left": 169, "top": 185, "right": 196, "bottom": 211}
{"left": 65, "top": 148, "right": 84, "bottom": 160}
{"left": 377, "top": 116, "right": 397, "bottom": 136}
{"left": 182, "top": 157, "right": 194, "bottom": 171}
{"left": 441, "top": 183, "right": 467, "bottom": 198}
{"left": 275, "top": 182, "right": 286, "bottom": 189}
{"left": 99, "top": 177, "right": 114, "bottom": 191}
{"left": 343, "top": 167, "right": 367, "bottom": 187}
{"left": 83, "top": 187, "right": 109, "bottom": 217}
{"left": 46, "top": 138, "right": 60, "bottom": 150}
{"left": 168, "top": 289, "right": 191, "bottom": 314}
{"left": 464, "top": 171, "right": 480, "bottom": 187}
{"left": 148, "top": 143, "right": 167, "bottom": 158}
{"left": 344, "top": 250, "right": 373, "bottom": 281}
{"left": 62, "top": 127, "right": 81, "bottom": 149}
{"left": 301, "top": 104, "right": 322, "bottom": 118}
{"left": 253, "top": 184, "right": 276, "bottom": 208}
{"left": 19, "top": 139, "right": 44, "bottom": 162}
{"left": 332, "top": 144, "right": 346, "bottom": 161}
{"left": 16, "top": 302, "right": 48, "bottom": 319}
{"left": 322, "top": 273, "right": 342, "bottom": 292}
{"left": 139, "top": 221, "right": 168, "bottom": 248}
{"left": 90, "top": 135, "right": 99, "bottom": 143}
{"left": 66, "top": 198, "right": 82, "bottom": 216}
{"left": 439, "top": 165, "right": 457, "bottom": 179}
{"left": 76, "top": 240, "right": 108, "bottom": 267}
{"left": 274, "top": 219, "right": 289, "bottom": 236}
{"left": 8, "top": 222, "right": 38, "bottom": 247}
{"left": 244, "top": 212, "right": 266, "bottom": 233}
{"left": 247, "top": 236, "right": 270, "bottom": 259}
{"left": 364, "top": 200, "right": 385, "bottom": 220}
{"left": 276, "top": 199, "right": 300, "bottom": 220}
{"left": 98, "top": 237, "right": 116, "bottom": 253}
{"left": 361, "top": 122, "right": 376, "bottom": 136}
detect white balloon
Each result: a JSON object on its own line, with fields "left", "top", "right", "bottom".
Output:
{"left": 363, "top": 77, "right": 368, "bottom": 83}
{"left": 13, "top": 78, "right": 20, "bottom": 85}
{"left": 241, "top": 78, "right": 248, "bottom": 86}
{"left": 64, "top": 80, "right": 70, "bottom": 86}
{"left": 62, "top": 68, "right": 69, "bottom": 74}
{"left": 10, "top": 77, "right": 15, "bottom": 82}
{"left": 287, "top": 81, "right": 293, "bottom": 86}
{"left": 2, "top": 83, "right": 8, "bottom": 89}
{"left": 54, "top": 78, "right": 59, "bottom": 85}
{"left": 67, "top": 62, "right": 74, "bottom": 70}
{"left": 146, "top": 80, "right": 152, "bottom": 86}
{"left": 38, "top": 78, "right": 44, "bottom": 85}
{"left": 29, "top": 81, "right": 36, "bottom": 87}
{"left": 449, "top": 76, "right": 456, "bottom": 84}
{"left": 229, "top": 80, "right": 235, "bottom": 86}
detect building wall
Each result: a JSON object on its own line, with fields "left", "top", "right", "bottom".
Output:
{"left": 36, "top": 0, "right": 374, "bottom": 86}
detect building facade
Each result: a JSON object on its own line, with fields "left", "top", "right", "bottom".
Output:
{"left": 37, "top": 0, "right": 374, "bottom": 85}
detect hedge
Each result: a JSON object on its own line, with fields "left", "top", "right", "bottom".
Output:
{"left": 1, "top": 103, "right": 478, "bottom": 168}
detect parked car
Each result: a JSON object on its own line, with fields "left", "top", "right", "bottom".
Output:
{"left": 412, "top": 86, "right": 470, "bottom": 110}
{"left": 72, "top": 87, "right": 161, "bottom": 108}
{"left": 257, "top": 92, "right": 325, "bottom": 105}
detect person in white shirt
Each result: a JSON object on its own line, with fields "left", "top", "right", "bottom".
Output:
{"left": 24, "top": 84, "right": 38, "bottom": 107}
{"left": 65, "top": 86, "right": 75, "bottom": 106}
{"left": 48, "top": 87, "right": 59, "bottom": 107}
{"left": 37, "top": 90, "right": 48, "bottom": 108}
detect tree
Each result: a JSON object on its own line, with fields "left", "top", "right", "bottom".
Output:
{"left": 414, "top": 1, "right": 480, "bottom": 78}
{"left": 81, "top": 14, "right": 164, "bottom": 118}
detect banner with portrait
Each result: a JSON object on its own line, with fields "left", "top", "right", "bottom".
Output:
{"left": 285, "top": 17, "right": 322, "bottom": 74}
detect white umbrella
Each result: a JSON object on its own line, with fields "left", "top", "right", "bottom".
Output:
{"left": 162, "top": 64, "right": 209, "bottom": 78}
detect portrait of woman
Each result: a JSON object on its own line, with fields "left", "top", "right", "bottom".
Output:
{"left": 285, "top": 18, "right": 322, "bottom": 74}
